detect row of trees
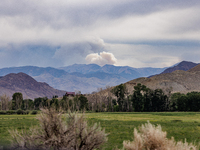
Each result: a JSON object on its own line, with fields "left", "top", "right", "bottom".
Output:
{"left": 0, "top": 93, "right": 89, "bottom": 111}
{"left": 88, "top": 84, "right": 200, "bottom": 112}
{"left": 170, "top": 92, "right": 200, "bottom": 111}
{"left": 111, "top": 83, "right": 169, "bottom": 112}
{"left": 2, "top": 84, "right": 200, "bottom": 112}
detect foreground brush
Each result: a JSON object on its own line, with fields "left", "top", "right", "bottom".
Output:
{"left": 9, "top": 108, "right": 107, "bottom": 150}
{"left": 122, "top": 121, "right": 198, "bottom": 150}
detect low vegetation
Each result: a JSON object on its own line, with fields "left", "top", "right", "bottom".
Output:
{"left": 2, "top": 83, "right": 200, "bottom": 113}
{"left": 9, "top": 108, "right": 107, "bottom": 150}
{"left": 122, "top": 121, "right": 197, "bottom": 150}
{"left": 1, "top": 112, "right": 200, "bottom": 149}
{"left": 2, "top": 84, "right": 200, "bottom": 149}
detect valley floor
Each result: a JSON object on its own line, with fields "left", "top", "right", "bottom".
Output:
{"left": 1, "top": 112, "right": 200, "bottom": 149}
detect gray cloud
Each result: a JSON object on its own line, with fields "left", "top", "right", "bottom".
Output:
{"left": 0, "top": 0, "right": 200, "bottom": 68}
{"left": 53, "top": 37, "right": 106, "bottom": 66}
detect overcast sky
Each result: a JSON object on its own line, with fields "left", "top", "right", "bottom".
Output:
{"left": 0, "top": 0, "right": 200, "bottom": 68}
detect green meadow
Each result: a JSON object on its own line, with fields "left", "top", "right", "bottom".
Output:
{"left": 1, "top": 112, "right": 200, "bottom": 149}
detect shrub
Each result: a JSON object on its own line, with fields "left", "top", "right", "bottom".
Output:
{"left": 0, "top": 110, "right": 6, "bottom": 115}
{"left": 16, "top": 109, "right": 24, "bottom": 115}
{"left": 9, "top": 108, "right": 108, "bottom": 150}
{"left": 122, "top": 121, "right": 198, "bottom": 150}
{"left": 31, "top": 110, "right": 38, "bottom": 115}
{"left": 6, "top": 110, "right": 16, "bottom": 115}
{"left": 24, "top": 110, "right": 30, "bottom": 115}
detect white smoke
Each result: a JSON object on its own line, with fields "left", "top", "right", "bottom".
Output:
{"left": 85, "top": 51, "right": 117, "bottom": 66}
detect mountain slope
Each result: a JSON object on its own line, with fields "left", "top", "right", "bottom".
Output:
{"left": 0, "top": 73, "right": 66, "bottom": 99}
{"left": 125, "top": 70, "right": 200, "bottom": 95}
{"left": 188, "top": 64, "right": 200, "bottom": 72}
{"left": 160, "top": 61, "right": 198, "bottom": 74}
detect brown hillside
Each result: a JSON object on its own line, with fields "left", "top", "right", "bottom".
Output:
{"left": 0, "top": 72, "right": 66, "bottom": 100}
{"left": 188, "top": 64, "right": 200, "bottom": 72}
{"left": 125, "top": 70, "right": 200, "bottom": 94}
{"left": 93, "top": 69, "right": 200, "bottom": 99}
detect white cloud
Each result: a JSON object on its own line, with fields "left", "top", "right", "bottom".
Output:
{"left": 85, "top": 51, "right": 117, "bottom": 66}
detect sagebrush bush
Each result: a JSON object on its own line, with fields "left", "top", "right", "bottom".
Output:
{"left": 9, "top": 108, "right": 107, "bottom": 150}
{"left": 122, "top": 121, "right": 198, "bottom": 150}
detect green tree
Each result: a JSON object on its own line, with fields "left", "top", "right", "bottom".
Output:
{"left": 50, "top": 98, "right": 59, "bottom": 110}
{"left": 170, "top": 92, "right": 183, "bottom": 111}
{"left": 60, "top": 95, "right": 69, "bottom": 111}
{"left": 131, "top": 83, "right": 147, "bottom": 112}
{"left": 143, "top": 88, "right": 153, "bottom": 112}
{"left": 78, "top": 95, "right": 88, "bottom": 111}
{"left": 151, "top": 89, "right": 168, "bottom": 112}
{"left": 111, "top": 84, "right": 128, "bottom": 111}
{"left": 186, "top": 92, "right": 200, "bottom": 111}
{"left": 12, "top": 92, "right": 23, "bottom": 110}
{"left": 177, "top": 94, "right": 188, "bottom": 111}
{"left": 34, "top": 97, "right": 48, "bottom": 110}
{"left": 131, "top": 84, "right": 168, "bottom": 112}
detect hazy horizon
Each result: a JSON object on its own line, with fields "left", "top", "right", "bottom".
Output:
{"left": 0, "top": 60, "right": 188, "bottom": 69}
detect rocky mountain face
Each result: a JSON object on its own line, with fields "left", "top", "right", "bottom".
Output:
{"left": 160, "top": 61, "right": 198, "bottom": 74}
{"left": 0, "top": 73, "right": 66, "bottom": 100}
{"left": 0, "top": 64, "right": 166, "bottom": 93}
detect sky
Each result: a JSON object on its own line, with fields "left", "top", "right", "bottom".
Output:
{"left": 0, "top": 0, "right": 200, "bottom": 68}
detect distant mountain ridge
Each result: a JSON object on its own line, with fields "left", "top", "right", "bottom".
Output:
{"left": 0, "top": 64, "right": 167, "bottom": 93}
{"left": 0, "top": 72, "right": 66, "bottom": 99}
{"left": 60, "top": 64, "right": 166, "bottom": 78}
{"left": 0, "top": 63, "right": 179, "bottom": 93}
{"left": 161, "top": 61, "right": 198, "bottom": 74}
{"left": 0, "top": 66, "right": 68, "bottom": 77}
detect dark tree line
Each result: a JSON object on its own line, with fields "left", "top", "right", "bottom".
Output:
{"left": 2, "top": 84, "right": 200, "bottom": 113}
{"left": 170, "top": 92, "right": 200, "bottom": 111}
{"left": 9, "top": 93, "right": 88, "bottom": 112}
{"left": 111, "top": 83, "right": 200, "bottom": 112}
{"left": 111, "top": 83, "right": 168, "bottom": 112}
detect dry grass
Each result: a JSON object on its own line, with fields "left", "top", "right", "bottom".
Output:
{"left": 9, "top": 108, "right": 107, "bottom": 150}
{"left": 122, "top": 121, "right": 198, "bottom": 150}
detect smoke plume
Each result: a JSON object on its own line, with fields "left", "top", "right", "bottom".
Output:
{"left": 85, "top": 51, "right": 117, "bottom": 66}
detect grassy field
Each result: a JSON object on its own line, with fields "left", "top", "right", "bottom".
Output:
{"left": 1, "top": 112, "right": 200, "bottom": 149}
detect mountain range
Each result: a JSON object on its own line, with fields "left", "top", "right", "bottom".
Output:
{"left": 0, "top": 61, "right": 198, "bottom": 95}
{"left": 160, "top": 61, "right": 198, "bottom": 74}
{"left": 0, "top": 64, "right": 167, "bottom": 93}
{"left": 0, "top": 72, "right": 66, "bottom": 99}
